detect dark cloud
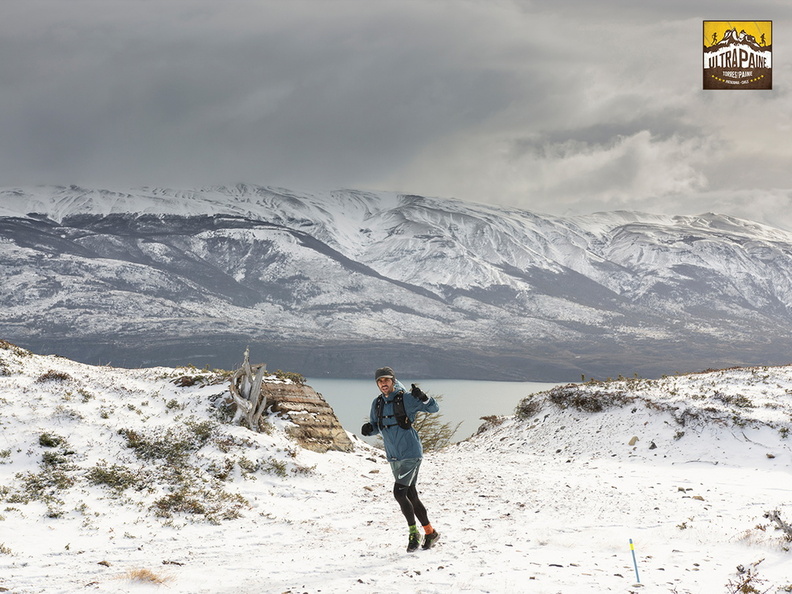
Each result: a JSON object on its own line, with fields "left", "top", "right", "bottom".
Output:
{"left": 2, "top": 1, "right": 792, "bottom": 227}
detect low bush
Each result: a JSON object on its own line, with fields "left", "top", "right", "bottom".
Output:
{"left": 152, "top": 485, "right": 249, "bottom": 523}
{"left": 273, "top": 370, "right": 306, "bottom": 385}
{"left": 515, "top": 395, "right": 543, "bottom": 420}
{"left": 546, "top": 384, "right": 633, "bottom": 413}
{"left": 0, "top": 340, "right": 30, "bottom": 357}
{"left": 39, "top": 433, "right": 66, "bottom": 448}
{"left": 86, "top": 462, "right": 142, "bottom": 492}
{"left": 118, "top": 420, "right": 216, "bottom": 464}
{"left": 35, "top": 370, "right": 72, "bottom": 383}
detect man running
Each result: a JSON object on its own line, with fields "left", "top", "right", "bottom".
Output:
{"left": 361, "top": 366, "right": 441, "bottom": 552}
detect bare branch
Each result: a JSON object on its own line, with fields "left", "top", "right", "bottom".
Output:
{"left": 764, "top": 510, "right": 792, "bottom": 540}
{"left": 228, "top": 348, "right": 268, "bottom": 432}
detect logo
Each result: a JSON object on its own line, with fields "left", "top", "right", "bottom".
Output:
{"left": 703, "top": 21, "right": 772, "bottom": 90}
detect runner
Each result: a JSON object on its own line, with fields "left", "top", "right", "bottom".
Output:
{"left": 361, "top": 366, "right": 441, "bottom": 552}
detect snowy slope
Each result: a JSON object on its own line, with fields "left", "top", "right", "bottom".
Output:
{"left": 3, "top": 185, "right": 792, "bottom": 380}
{"left": 1, "top": 341, "right": 791, "bottom": 593}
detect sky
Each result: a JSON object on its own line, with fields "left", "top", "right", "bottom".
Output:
{"left": 3, "top": 1, "right": 792, "bottom": 227}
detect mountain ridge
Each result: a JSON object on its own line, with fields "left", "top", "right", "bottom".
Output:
{"left": 2, "top": 184, "right": 792, "bottom": 380}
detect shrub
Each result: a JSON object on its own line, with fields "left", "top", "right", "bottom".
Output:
{"left": 273, "top": 370, "right": 306, "bottom": 385}
{"left": 714, "top": 392, "right": 755, "bottom": 409}
{"left": 474, "top": 415, "right": 507, "bottom": 436}
{"left": 171, "top": 365, "right": 233, "bottom": 387}
{"left": 118, "top": 420, "right": 216, "bottom": 464}
{"left": 207, "top": 459, "right": 236, "bottom": 481}
{"left": 185, "top": 419, "right": 215, "bottom": 444}
{"left": 77, "top": 388, "right": 94, "bottom": 402}
{"left": 545, "top": 384, "right": 633, "bottom": 413}
{"left": 172, "top": 375, "right": 200, "bottom": 387}
{"left": 86, "top": 462, "right": 141, "bottom": 492}
{"left": 41, "top": 451, "right": 71, "bottom": 468}
{"left": 165, "top": 398, "right": 182, "bottom": 411}
{"left": 261, "top": 457, "right": 287, "bottom": 477}
{"left": 515, "top": 395, "right": 543, "bottom": 420}
{"left": 35, "top": 370, "right": 72, "bottom": 383}
{"left": 119, "top": 427, "right": 186, "bottom": 463}
{"left": 39, "top": 433, "right": 66, "bottom": 448}
{"left": 0, "top": 340, "right": 30, "bottom": 357}
{"left": 153, "top": 490, "right": 207, "bottom": 516}
{"left": 725, "top": 559, "right": 769, "bottom": 594}
{"left": 152, "top": 486, "right": 249, "bottom": 523}
{"left": 10, "top": 469, "right": 75, "bottom": 506}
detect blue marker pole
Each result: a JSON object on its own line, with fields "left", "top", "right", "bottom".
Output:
{"left": 629, "top": 538, "right": 640, "bottom": 583}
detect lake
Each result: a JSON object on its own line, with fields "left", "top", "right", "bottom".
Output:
{"left": 305, "top": 378, "right": 563, "bottom": 443}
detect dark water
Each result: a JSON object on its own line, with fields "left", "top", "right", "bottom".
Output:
{"left": 306, "top": 378, "right": 561, "bottom": 442}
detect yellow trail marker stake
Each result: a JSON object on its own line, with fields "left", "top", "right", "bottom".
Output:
{"left": 629, "top": 538, "right": 640, "bottom": 583}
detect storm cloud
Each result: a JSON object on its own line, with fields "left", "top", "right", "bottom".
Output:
{"left": 2, "top": 1, "right": 792, "bottom": 226}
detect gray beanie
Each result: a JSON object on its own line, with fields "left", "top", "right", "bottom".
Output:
{"left": 374, "top": 366, "right": 395, "bottom": 381}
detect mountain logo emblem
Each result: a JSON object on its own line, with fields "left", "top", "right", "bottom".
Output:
{"left": 703, "top": 21, "right": 772, "bottom": 90}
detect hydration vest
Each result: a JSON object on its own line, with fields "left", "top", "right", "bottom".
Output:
{"left": 375, "top": 391, "right": 411, "bottom": 430}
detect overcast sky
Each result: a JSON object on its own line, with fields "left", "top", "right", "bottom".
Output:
{"left": 3, "top": 1, "right": 792, "bottom": 226}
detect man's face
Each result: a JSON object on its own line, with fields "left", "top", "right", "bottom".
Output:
{"left": 377, "top": 377, "right": 394, "bottom": 395}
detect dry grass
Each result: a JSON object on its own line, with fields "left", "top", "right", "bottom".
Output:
{"left": 120, "top": 568, "right": 172, "bottom": 585}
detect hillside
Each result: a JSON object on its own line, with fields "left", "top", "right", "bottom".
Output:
{"left": 4, "top": 185, "right": 792, "bottom": 380}
{"left": 1, "top": 341, "right": 791, "bottom": 592}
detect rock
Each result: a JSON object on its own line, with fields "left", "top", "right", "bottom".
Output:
{"left": 265, "top": 381, "right": 354, "bottom": 453}
{"left": 628, "top": 436, "right": 639, "bottom": 446}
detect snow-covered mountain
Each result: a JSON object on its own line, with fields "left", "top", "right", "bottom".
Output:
{"left": 2, "top": 184, "right": 792, "bottom": 380}
{"left": 1, "top": 342, "right": 791, "bottom": 592}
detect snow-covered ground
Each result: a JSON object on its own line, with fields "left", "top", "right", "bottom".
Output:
{"left": 1, "top": 340, "right": 791, "bottom": 593}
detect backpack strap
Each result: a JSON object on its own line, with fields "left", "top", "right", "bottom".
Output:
{"left": 375, "top": 391, "right": 412, "bottom": 430}
{"left": 393, "top": 392, "right": 412, "bottom": 429}
{"left": 375, "top": 395, "right": 386, "bottom": 430}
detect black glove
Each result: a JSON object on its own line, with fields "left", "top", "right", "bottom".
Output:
{"left": 361, "top": 422, "right": 374, "bottom": 436}
{"left": 411, "top": 384, "right": 429, "bottom": 402}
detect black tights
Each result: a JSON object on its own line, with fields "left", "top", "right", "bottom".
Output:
{"left": 393, "top": 483, "right": 430, "bottom": 527}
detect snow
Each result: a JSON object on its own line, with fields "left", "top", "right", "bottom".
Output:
{"left": 7, "top": 184, "right": 792, "bottom": 377}
{"left": 1, "top": 342, "right": 792, "bottom": 593}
